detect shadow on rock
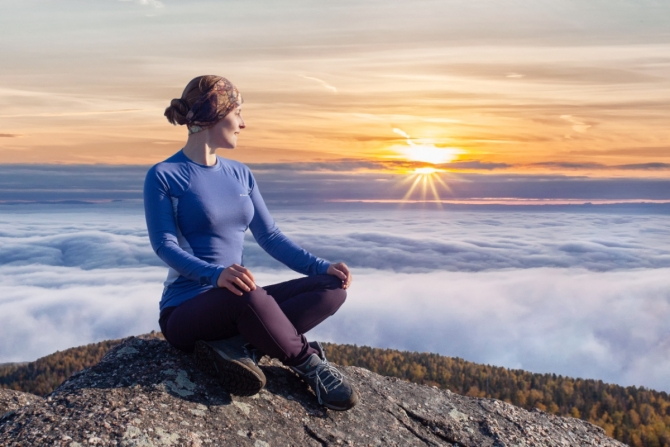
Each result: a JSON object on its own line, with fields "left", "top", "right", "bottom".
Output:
{"left": 260, "top": 364, "right": 330, "bottom": 418}
{"left": 55, "top": 336, "right": 234, "bottom": 407}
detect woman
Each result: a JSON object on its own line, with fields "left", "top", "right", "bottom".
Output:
{"left": 143, "top": 75, "right": 357, "bottom": 410}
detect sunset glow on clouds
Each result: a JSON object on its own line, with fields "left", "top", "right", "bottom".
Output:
{"left": 0, "top": 0, "right": 668, "bottom": 177}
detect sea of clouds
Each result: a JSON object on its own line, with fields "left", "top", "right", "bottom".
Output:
{"left": 1, "top": 203, "right": 669, "bottom": 392}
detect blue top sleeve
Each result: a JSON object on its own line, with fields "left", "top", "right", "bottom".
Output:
{"left": 248, "top": 175, "right": 331, "bottom": 276}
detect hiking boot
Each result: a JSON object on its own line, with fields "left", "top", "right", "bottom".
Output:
{"left": 291, "top": 341, "right": 358, "bottom": 411}
{"left": 193, "top": 335, "right": 266, "bottom": 396}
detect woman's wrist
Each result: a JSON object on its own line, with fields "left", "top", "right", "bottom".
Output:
{"left": 318, "top": 260, "right": 332, "bottom": 275}
{"left": 212, "top": 266, "right": 226, "bottom": 287}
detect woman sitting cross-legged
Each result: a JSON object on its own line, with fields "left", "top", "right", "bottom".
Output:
{"left": 143, "top": 75, "right": 357, "bottom": 411}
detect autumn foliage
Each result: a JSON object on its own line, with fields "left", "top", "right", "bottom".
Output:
{"left": 324, "top": 344, "right": 670, "bottom": 447}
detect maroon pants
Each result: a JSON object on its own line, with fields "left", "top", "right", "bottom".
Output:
{"left": 159, "top": 274, "right": 346, "bottom": 366}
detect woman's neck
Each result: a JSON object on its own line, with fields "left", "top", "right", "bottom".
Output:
{"left": 182, "top": 133, "right": 218, "bottom": 166}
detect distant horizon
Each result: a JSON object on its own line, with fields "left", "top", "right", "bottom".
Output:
{"left": 1, "top": 163, "right": 668, "bottom": 207}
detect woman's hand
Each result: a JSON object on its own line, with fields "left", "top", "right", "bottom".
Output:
{"left": 327, "top": 262, "right": 352, "bottom": 290}
{"left": 217, "top": 264, "right": 257, "bottom": 296}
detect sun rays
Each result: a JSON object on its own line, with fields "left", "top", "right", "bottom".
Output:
{"left": 387, "top": 128, "right": 457, "bottom": 205}
{"left": 399, "top": 167, "right": 450, "bottom": 205}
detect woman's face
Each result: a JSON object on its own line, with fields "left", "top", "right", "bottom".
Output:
{"left": 208, "top": 106, "right": 245, "bottom": 149}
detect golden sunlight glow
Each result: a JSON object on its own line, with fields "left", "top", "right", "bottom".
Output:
{"left": 414, "top": 167, "right": 438, "bottom": 175}
{"left": 392, "top": 128, "right": 464, "bottom": 164}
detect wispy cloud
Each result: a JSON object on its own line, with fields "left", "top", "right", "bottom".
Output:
{"left": 250, "top": 159, "right": 390, "bottom": 172}
{"left": 531, "top": 161, "right": 670, "bottom": 171}
{"left": 532, "top": 162, "right": 602, "bottom": 170}
{"left": 0, "top": 109, "right": 152, "bottom": 118}
{"left": 392, "top": 128, "right": 412, "bottom": 140}
{"left": 300, "top": 75, "right": 338, "bottom": 93}
{"left": 0, "top": 134, "right": 20, "bottom": 138}
{"left": 560, "top": 114, "right": 592, "bottom": 133}
{"left": 568, "top": 147, "right": 670, "bottom": 158}
{"left": 119, "top": 0, "right": 164, "bottom": 8}
{"left": 618, "top": 162, "right": 670, "bottom": 170}
{"left": 440, "top": 160, "right": 510, "bottom": 170}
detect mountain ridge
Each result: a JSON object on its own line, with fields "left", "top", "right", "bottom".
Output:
{"left": 0, "top": 336, "right": 625, "bottom": 446}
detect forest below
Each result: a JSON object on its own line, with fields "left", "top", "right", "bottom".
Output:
{"left": 1, "top": 335, "right": 668, "bottom": 447}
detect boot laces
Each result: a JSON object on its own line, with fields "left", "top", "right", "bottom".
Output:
{"left": 304, "top": 359, "right": 344, "bottom": 405}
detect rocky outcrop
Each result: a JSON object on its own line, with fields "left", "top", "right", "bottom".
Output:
{"left": 0, "top": 336, "right": 626, "bottom": 447}
{"left": 0, "top": 389, "right": 43, "bottom": 417}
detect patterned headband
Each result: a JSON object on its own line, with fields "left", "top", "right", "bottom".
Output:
{"left": 185, "top": 78, "right": 243, "bottom": 135}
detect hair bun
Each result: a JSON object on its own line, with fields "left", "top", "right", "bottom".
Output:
{"left": 164, "top": 76, "right": 226, "bottom": 127}
{"left": 164, "top": 98, "right": 191, "bottom": 125}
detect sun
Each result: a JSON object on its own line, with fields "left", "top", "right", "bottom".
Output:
{"left": 392, "top": 128, "right": 463, "bottom": 164}
{"left": 399, "top": 145, "right": 462, "bottom": 164}
{"left": 387, "top": 128, "right": 460, "bottom": 204}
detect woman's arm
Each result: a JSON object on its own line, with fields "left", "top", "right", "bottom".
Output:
{"left": 248, "top": 180, "right": 331, "bottom": 276}
{"left": 143, "top": 168, "right": 225, "bottom": 288}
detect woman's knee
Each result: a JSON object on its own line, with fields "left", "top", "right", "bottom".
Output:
{"left": 323, "top": 286, "right": 346, "bottom": 314}
{"left": 241, "top": 287, "right": 278, "bottom": 311}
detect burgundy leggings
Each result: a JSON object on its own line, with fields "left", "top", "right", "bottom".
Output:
{"left": 159, "top": 274, "right": 346, "bottom": 366}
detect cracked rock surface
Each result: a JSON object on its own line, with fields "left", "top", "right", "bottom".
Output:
{"left": 0, "top": 336, "right": 626, "bottom": 446}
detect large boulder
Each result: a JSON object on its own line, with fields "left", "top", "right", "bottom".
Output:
{"left": 0, "top": 337, "right": 625, "bottom": 446}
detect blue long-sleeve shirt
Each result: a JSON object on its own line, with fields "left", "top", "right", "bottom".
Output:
{"left": 144, "top": 150, "right": 331, "bottom": 311}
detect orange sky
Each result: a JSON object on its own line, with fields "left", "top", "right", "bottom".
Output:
{"left": 1, "top": 0, "right": 669, "bottom": 177}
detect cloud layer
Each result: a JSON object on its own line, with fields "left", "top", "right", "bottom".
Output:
{"left": 2, "top": 205, "right": 669, "bottom": 273}
{"left": 0, "top": 264, "right": 164, "bottom": 362}
{"left": 248, "top": 209, "right": 670, "bottom": 272}
{"left": 1, "top": 204, "right": 669, "bottom": 393}
{"left": 2, "top": 262, "right": 669, "bottom": 392}
{"left": 308, "top": 268, "right": 670, "bottom": 392}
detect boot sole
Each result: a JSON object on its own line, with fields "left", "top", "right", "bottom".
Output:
{"left": 323, "top": 391, "right": 358, "bottom": 411}
{"left": 194, "top": 340, "right": 266, "bottom": 396}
